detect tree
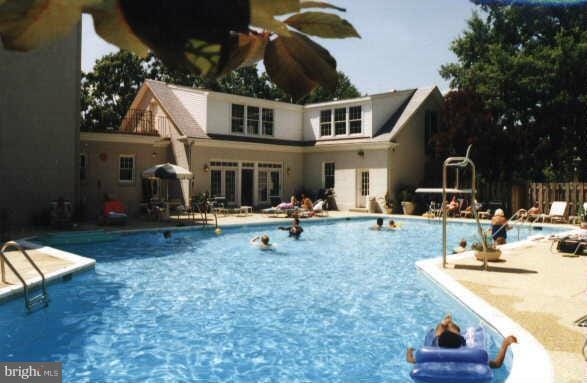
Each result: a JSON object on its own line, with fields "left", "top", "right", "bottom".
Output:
{"left": 439, "top": 3, "right": 587, "bottom": 181}
{"left": 81, "top": 51, "right": 146, "bottom": 131}
{"left": 81, "top": 51, "right": 362, "bottom": 130}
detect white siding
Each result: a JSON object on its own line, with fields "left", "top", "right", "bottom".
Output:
{"left": 171, "top": 88, "right": 207, "bottom": 131}
{"left": 371, "top": 91, "right": 413, "bottom": 136}
{"left": 303, "top": 149, "right": 388, "bottom": 210}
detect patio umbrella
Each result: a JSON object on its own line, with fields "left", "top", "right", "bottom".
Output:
{"left": 142, "top": 163, "right": 193, "bottom": 180}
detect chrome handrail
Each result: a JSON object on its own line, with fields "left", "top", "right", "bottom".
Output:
{"left": 1, "top": 241, "right": 49, "bottom": 311}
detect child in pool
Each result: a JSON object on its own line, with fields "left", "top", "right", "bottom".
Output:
{"left": 371, "top": 218, "right": 384, "bottom": 231}
{"left": 250, "top": 234, "right": 273, "bottom": 249}
{"left": 278, "top": 218, "right": 304, "bottom": 239}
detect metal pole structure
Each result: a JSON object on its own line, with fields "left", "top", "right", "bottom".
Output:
{"left": 442, "top": 160, "right": 448, "bottom": 268}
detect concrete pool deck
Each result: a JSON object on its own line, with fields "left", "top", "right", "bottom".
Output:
{"left": 429, "top": 239, "right": 586, "bottom": 383}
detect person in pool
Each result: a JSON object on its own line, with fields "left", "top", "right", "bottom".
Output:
{"left": 388, "top": 220, "right": 399, "bottom": 229}
{"left": 279, "top": 218, "right": 304, "bottom": 239}
{"left": 371, "top": 217, "right": 384, "bottom": 231}
{"left": 406, "top": 314, "right": 517, "bottom": 369}
{"left": 250, "top": 234, "right": 273, "bottom": 249}
{"left": 453, "top": 239, "right": 467, "bottom": 253}
{"left": 491, "top": 208, "right": 511, "bottom": 245}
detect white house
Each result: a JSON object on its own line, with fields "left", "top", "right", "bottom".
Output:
{"left": 80, "top": 80, "right": 443, "bottom": 215}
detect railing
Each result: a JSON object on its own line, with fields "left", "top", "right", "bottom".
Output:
{"left": 528, "top": 182, "right": 587, "bottom": 216}
{"left": 82, "top": 109, "right": 173, "bottom": 137}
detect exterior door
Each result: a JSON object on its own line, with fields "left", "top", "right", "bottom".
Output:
{"left": 241, "top": 169, "right": 254, "bottom": 206}
{"left": 356, "top": 169, "right": 370, "bottom": 208}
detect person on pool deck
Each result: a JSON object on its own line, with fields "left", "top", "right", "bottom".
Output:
{"left": 491, "top": 208, "right": 511, "bottom": 245}
{"left": 371, "top": 217, "right": 384, "bottom": 230}
{"left": 406, "top": 314, "right": 518, "bottom": 369}
{"left": 278, "top": 218, "right": 304, "bottom": 239}
{"left": 250, "top": 234, "right": 273, "bottom": 249}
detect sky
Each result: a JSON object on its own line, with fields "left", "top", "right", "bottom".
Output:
{"left": 81, "top": 0, "right": 478, "bottom": 94}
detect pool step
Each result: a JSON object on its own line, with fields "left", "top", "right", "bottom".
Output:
{"left": 27, "top": 293, "right": 50, "bottom": 311}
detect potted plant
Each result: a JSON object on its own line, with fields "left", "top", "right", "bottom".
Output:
{"left": 471, "top": 233, "right": 502, "bottom": 262}
{"left": 397, "top": 185, "right": 416, "bottom": 215}
{"left": 383, "top": 192, "right": 395, "bottom": 214}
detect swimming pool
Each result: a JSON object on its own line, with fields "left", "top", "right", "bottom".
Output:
{"left": 0, "top": 218, "right": 562, "bottom": 382}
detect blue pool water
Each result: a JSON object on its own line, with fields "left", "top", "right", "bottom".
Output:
{"left": 0, "top": 218, "right": 562, "bottom": 382}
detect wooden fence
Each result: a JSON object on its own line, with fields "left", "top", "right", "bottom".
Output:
{"left": 528, "top": 182, "right": 587, "bottom": 216}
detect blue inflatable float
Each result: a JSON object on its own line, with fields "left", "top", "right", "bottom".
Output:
{"left": 410, "top": 326, "right": 493, "bottom": 383}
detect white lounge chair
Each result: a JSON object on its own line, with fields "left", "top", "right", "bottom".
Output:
{"left": 537, "top": 201, "right": 568, "bottom": 223}
{"left": 569, "top": 202, "right": 587, "bottom": 225}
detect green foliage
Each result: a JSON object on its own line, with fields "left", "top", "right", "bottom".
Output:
{"left": 81, "top": 51, "right": 360, "bottom": 131}
{"left": 439, "top": 4, "right": 587, "bottom": 182}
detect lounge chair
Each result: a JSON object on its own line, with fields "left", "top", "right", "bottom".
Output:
{"left": 312, "top": 200, "right": 328, "bottom": 217}
{"left": 100, "top": 199, "right": 128, "bottom": 225}
{"left": 537, "top": 201, "right": 568, "bottom": 223}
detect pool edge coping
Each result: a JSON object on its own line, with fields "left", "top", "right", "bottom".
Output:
{"left": 416, "top": 240, "right": 557, "bottom": 383}
{"left": 0, "top": 240, "right": 96, "bottom": 304}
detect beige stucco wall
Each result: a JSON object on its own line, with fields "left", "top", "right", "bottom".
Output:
{"left": 389, "top": 94, "right": 443, "bottom": 199}
{"left": 303, "top": 149, "right": 389, "bottom": 210}
{"left": 0, "top": 26, "right": 81, "bottom": 227}
{"left": 190, "top": 144, "right": 304, "bottom": 206}
{"left": 80, "top": 135, "right": 171, "bottom": 218}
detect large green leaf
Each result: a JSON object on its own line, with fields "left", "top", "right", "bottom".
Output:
{"left": 86, "top": 1, "right": 149, "bottom": 57}
{"left": 265, "top": 30, "right": 337, "bottom": 99}
{"left": 285, "top": 11, "right": 360, "bottom": 38}
{"left": 0, "top": 0, "right": 95, "bottom": 50}
{"left": 300, "top": 1, "right": 346, "bottom": 12}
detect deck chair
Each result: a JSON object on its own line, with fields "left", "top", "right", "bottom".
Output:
{"left": 538, "top": 201, "right": 568, "bottom": 223}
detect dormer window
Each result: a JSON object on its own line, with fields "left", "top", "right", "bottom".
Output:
{"left": 334, "top": 108, "right": 347, "bottom": 135}
{"left": 349, "top": 106, "right": 362, "bottom": 134}
{"left": 319, "top": 105, "right": 363, "bottom": 137}
{"left": 320, "top": 110, "right": 332, "bottom": 136}
{"left": 232, "top": 103, "right": 274, "bottom": 136}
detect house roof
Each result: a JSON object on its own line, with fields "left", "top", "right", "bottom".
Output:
{"left": 135, "top": 79, "right": 441, "bottom": 147}
{"left": 144, "top": 79, "right": 208, "bottom": 138}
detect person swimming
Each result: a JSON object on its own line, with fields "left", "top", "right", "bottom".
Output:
{"left": 163, "top": 230, "right": 172, "bottom": 239}
{"left": 388, "top": 220, "right": 399, "bottom": 229}
{"left": 251, "top": 234, "right": 273, "bottom": 249}
{"left": 279, "top": 218, "right": 304, "bottom": 239}
{"left": 406, "top": 314, "right": 517, "bottom": 368}
{"left": 453, "top": 239, "right": 467, "bottom": 253}
{"left": 371, "top": 217, "right": 384, "bottom": 231}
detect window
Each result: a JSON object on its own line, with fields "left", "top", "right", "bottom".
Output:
{"left": 210, "top": 170, "right": 222, "bottom": 197}
{"left": 119, "top": 155, "right": 134, "bottom": 183}
{"left": 324, "top": 162, "right": 335, "bottom": 189}
{"left": 270, "top": 171, "right": 280, "bottom": 197}
{"left": 225, "top": 170, "right": 236, "bottom": 203}
{"left": 231, "top": 104, "right": 244, "bottom": 133}
{"left": 247, "top": 106, "right": 260, "bottom": 135}
{"left": 80, "top": 153, "right": 87, "bottom": 181}
{"left": 334, "top": 108, "right": 347, "bottom": 135}
{"left": 262, "top": 109, "right": 274, "bottom": 136}
{"left": 425, "top": 110, "right": 439, "bottom": 154}
{"left": 258, "top": 171, "right": 268, "bottom": 202}
{"left": 361, "top": 170, "right": 369, "bottom": 197}
{"left": 320, "top": 110, "right": 332, "bottom": 136}
{"left": 349, "top": 106, "right": 362, "bottom": 134}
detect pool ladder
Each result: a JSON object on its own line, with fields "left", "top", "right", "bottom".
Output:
{"left": 1, "top": 241, "right": 50, "bottom": 312}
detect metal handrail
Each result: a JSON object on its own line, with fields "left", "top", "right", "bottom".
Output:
{"left": 442, "top": 145, "right": 488, "bottom": 270}
{"left": 1, "top": 241, "right": 49, "bottom": 310}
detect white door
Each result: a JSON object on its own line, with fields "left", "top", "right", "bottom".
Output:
{"left": 356, "top": 169, "right": 370, "bottom": 208}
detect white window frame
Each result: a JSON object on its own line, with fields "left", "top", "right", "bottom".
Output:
{"left": 231, "top": 104, "right": 245, "bottom": 134}
{"left": 322, "top": 162, "right": 335, "bottom": 189}
{"left": 349, "top": 106, "right": 363, "bottom": 135}
{"left": 262, "top": 109, "right": 274, "bottom": 136}
{"left": 231, "top": 104, "right": 274, "bottom": 137}
{"left": 119, "top": 154, "right": 135, "bottom": 184}
{"left": 318, "top": 105, "right": 363, "bottom": 139}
